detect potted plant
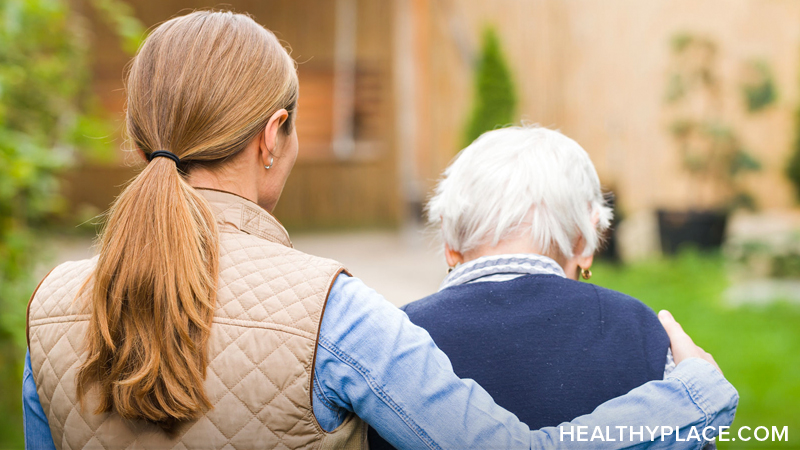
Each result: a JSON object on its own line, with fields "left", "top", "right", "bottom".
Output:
{"left": 659, "top": 34, "right": 764, "bottom": 254}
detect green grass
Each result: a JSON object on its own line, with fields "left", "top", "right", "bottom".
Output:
{"left": 592, "top": 251, "right": 800, "bottom": 449}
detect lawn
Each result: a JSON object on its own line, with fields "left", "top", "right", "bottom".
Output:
{"left": 593, "top": 252, "right": 800, "bottom": 449}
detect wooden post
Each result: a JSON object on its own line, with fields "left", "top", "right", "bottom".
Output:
{"left": 333, "top": 0, "right": 358, "bottom": 159}
{"left": 394, "top": 0, "right": 432, "bottom": 219}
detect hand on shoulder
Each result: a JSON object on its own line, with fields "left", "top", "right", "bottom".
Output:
{"left": 658, "top": 310, "right": 723, "bottom": 374}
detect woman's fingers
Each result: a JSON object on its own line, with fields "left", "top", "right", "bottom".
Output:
{"left": 658, "top": 310, "right": 693, "bottom": 360}
{"left": 658, "top": 310, "right": 723, "bottom": 375}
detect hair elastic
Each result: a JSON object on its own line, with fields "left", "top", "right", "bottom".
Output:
{"left": 148, "top": 150, "right": 181, "bottom": 166}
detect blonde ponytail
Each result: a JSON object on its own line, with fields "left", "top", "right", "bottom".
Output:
{"left": 77, "top": 10, "right": 298, "bottom": 428}
{"left": 78, "top": 156, "right": 218, "bottom": 425}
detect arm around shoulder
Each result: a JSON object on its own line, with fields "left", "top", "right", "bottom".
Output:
{"left": 316, "top": 275, "right": 738, "bottom": 450}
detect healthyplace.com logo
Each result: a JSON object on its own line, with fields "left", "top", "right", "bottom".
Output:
{"left": 560, "top": 425, "right": 788, "bottom": 443}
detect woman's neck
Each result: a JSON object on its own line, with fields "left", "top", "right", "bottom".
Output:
{"left": 187, "top": 165, "right": 260, "bottom": 207}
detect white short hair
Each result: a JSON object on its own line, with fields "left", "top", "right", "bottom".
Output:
{"left": 427, "top": 125, "right": 612, "bottom": 259}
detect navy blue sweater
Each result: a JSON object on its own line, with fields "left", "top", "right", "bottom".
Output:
{"left": 368, "top": 274, "right": 669, "bottom": 449}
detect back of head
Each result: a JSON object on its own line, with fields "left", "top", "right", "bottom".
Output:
{"left": 77, "top": 10, "right": 298, "bottom": 429}
{"left": 427, "top": 125, "right": 612, "bottom": 260}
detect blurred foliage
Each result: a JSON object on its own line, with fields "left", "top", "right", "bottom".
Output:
{"left": 741, "top": 60, "right": 777, "bottom": 112}
{"left": 788, "top": 139, "right": 800, "bottom": 202}
{"left": 664, "top": 33, "right": 762, "bottom": 212}
{"left": 789, "top": 62, "right": 800, "bottom": 201}
{"left": 91, "top": 0, "right": 146, "bottom": 54}
{"left": 727, "top": 231, "right": 800, "bottom": 279}
{"left": 593, "top": 252, "right": 800, "bottom": 449}
{"left": 463, "top": 27, "right": 517, "bottom": 148}
{"left": 665, "top": 33, "right": 718, "bottom": 104}
{"left": 772, "top": 253, "right": 800, "bottom": 278}
{"left": 0, "top": 0, "right": 143, "bottom": 445}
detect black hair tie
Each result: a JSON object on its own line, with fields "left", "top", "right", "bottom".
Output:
{"left": 148, "top": 150, "right": 181, "bottom": 166}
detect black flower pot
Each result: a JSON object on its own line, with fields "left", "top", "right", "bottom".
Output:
{"left": 657, "top": 209, "right": 729, "bottom": 255}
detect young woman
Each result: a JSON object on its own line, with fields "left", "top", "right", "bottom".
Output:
{"left": 23, "top": 10, "right": 736, "bottom": 449}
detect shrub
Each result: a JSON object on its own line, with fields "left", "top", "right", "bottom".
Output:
{"left": 789, "top": 114, "right": 800, "bottom": 201}
{"left": 0, "top": 0, "right": 143, "bottom": 444}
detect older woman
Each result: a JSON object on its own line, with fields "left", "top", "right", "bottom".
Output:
{"left": 370, "top": 126, "right": 683, "bottom": 448}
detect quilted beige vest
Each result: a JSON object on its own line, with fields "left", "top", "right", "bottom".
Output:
{"left": 27, "top": 189, "right": 367, "bottom": 450}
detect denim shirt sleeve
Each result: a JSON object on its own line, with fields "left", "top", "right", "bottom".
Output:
{"left": 313, "top": 274, "right": 739, "bottom": 450}
{"left": 23, "top": 350, "right": 56, "bottom": 450}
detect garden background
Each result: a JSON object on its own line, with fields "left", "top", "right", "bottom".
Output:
{"left": 1, "top": 0, "right": 799, "bottom": 448}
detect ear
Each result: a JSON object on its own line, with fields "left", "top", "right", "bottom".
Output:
{"left": 576, "top": 253, "right": 595, "bottom": 271}
{"left": 444, "top": 243, "right": 465, "bottom": 268}
{"left": 259, "top": 109, "right": 289, "bottom": 164}
{"left": 591, "top": 209, "right": 601, "bottom": 228}
{"left": 578, "top": 210, "right": 601, "bottom": 270}
{"left": 570, "top": 234, "right": 595, "bottom": 271}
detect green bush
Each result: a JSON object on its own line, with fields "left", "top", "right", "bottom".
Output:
{"left": 463, "top": 27, "right": 517, "bottom": 147}
{"left": 788, "top": 115, "right": 800, "bottom": 201}
{"left": 0, "top": 0, "right": 143, "bottom": 445}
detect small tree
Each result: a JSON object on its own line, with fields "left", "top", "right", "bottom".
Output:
{"left": 463, "top": 27, "right": 517, "bottom": 147}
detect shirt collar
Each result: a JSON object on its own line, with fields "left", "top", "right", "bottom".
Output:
{"left": 440, "top": 253, "right": 566, "bottom": 291}
{"left": 196, "top": 188, "right": 293, "bottom": 248}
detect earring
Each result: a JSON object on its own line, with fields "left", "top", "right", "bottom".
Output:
{"left": 264, "top": 155, "right": 274, "bottom": 170}
{"left": 580, "top": 268, "right": 592, "bottom": 280}
{"left": 447, "top": 267, "right": 454, "bottom": 274}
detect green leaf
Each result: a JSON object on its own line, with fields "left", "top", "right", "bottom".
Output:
{"left": 742, "top": 60, "right": 778, "bottom": 112}
{"left": 665, "top": 73, "right": 686, "bottom": 103}
{"left": 730, "top": 150, "right": 762, "bottom": 175}
{"left": 670, "top": 33, "right": 693, "bottom": 54}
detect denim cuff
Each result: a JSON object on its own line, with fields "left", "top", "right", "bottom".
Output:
{"left": 666, "top": 358, "right": 739, "bottom": 431}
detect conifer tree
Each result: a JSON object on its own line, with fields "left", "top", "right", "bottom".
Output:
{"left": 463, "top": 27, "right": 517, "bottom": 147}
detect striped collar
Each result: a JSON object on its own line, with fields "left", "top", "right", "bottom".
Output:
{"left": 439, "top": 253, "right": 566, "bottom": 291}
